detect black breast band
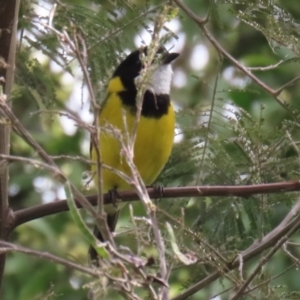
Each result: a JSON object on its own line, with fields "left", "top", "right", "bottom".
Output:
{"left": 118, "top": 89, "right": 170, "bottom": 119}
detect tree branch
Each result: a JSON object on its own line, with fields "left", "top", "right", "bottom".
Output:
{"left": 0, "top": 241, "right": 99, "bottom": 277}
{"left": 230, "top": 229, "right": 293, "bottom": 300}
{"left": 173, "top": 0, "right": 295, "bottom": 114}
{"left": 171, "top": 196, "right": 300, "bottom": 300}
{"left": 0, "top": 0, "right": 20, "bottom": 293}
{"left": 11, "top": 179, "right": 300, "bottom": 227}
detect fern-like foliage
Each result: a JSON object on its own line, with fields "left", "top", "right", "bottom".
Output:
{"left": 19, "top": 0, "right": 169, "bottom": 107}
{"left": 219, "top": 0, "right": 300, "bottom": 55}
{"left": 158, "top": 95, "right": 300, "bottom": 270}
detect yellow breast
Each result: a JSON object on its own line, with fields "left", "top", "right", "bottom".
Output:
{"left": 91, "top": 91, "right": 175, "bottom": 193}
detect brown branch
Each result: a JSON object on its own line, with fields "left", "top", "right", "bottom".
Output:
{"left": 171, "top": 197, "right": 300, "bottom": 300}
{"left": 210, "top": 262, "right": 297, "bottom": 299}
{"left": 0, "top": 0, "right": 20, "bottom": 292}
{"left": 0, "top": 241, "right": 99, "bottom": 277}
{"left": 62, "top": 27, "right": 113, "bottom": 245}
{"left": 0, "top": 97, "right": 98, "bottom": 222}
{"left": 274, "top": 74, "right": 300, "bottom": 96}
{"left": 13, "top": 180, "right": 300, "bottom": 227}
{"left": 241, "top": 263, "right": 296, "bottom": 297}
{"left": 173, "top": 0, "right": 295, "bottom": 114}
{"left": 230, "top": 223, "right": 297, "bottom": 300}
{"left": 11, "top": 179, "right": 299, "bottom": 297}
{"left": 11, "top": 177, "right": 300, "bottom": 298}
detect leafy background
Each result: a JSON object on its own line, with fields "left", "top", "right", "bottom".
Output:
{"left": 4, "top": 0, "right": 300, "bottom": 299}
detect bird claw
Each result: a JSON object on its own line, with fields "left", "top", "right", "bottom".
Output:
{"left": 147, "top": 184, "right": 164, "bottom": 199}
{"left": 108, "top": 187, "right": 121, "bottom": 208}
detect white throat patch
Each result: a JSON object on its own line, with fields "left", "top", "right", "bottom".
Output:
{"left": 149, "top": 64, "right": 173, "bottom": 95}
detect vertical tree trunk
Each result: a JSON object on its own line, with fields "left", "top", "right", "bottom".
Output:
{"left": 0, "top": 0, "right": 20, "bottom": 294}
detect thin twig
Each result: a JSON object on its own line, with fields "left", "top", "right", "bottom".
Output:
{"left": 196, "top": 56, "right": 222, "bottom": 184}
{"left": 242, "top": 263, "right": 296, "bottom": 296}
{"left": 230, "top": 224, "right": 297, "bottom": 300}
{"left": 70, "top": 29, "right": 111, "bottom": 244}
{"left": 281, "top": 243, "right": 300, "bottom": 267}
{"left": 0, "top": 96, "right": 98, "bottom": 221}
{"left": 275, "top": 74, "right": 300, "bottom": 96}
{"left": 173, "top": 0, "right": 295, "bottom": 114}
{"left": 0, "top": 241, "right": 99, "bottom": 277}
{"left": 171, "top": 196, "right": 300, "bottom": 300}
{"left": 247, "top": 60, "right": 284, "bottom": 71}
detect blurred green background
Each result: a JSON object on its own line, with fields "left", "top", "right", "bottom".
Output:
{"left": 4, "top": 0, "right": 300, "bottom": 299}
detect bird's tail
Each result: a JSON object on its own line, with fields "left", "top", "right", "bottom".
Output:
{"left": 88, "top": 212, "right": 119, "bottom": 266}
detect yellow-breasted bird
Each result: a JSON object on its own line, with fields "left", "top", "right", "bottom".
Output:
{"left": 89, "top": 46, "right": 179, "bottom": 263}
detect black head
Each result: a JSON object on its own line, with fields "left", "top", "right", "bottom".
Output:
{"left": 114, "top": 46, "right": 179, "bottom": 118}
{"left": 113, "top": 46, "right": 179, "bottom": 80}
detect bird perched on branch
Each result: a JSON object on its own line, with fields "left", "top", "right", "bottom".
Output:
{"left": 89, "top": 46, "right": 179, "bottom": 264}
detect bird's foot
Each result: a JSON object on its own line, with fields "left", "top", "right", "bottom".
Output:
{"left": 147, "top": 184, "right": 164, "bottom": 199}
{"left": 108, "top": 187, "right": 121, "bottom": 208}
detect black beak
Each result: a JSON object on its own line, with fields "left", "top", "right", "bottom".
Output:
{"left": 163, "top": 52, "right": 180, "bottom": 64}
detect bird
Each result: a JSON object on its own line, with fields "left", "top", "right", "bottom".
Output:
{"left": 89, "top": 46, "right": 179, "bottom": 264}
